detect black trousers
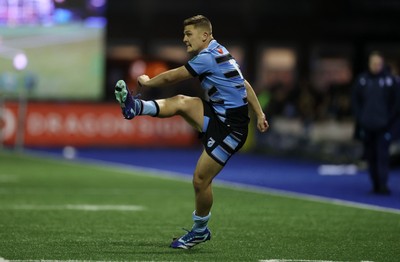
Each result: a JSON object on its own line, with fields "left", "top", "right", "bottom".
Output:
{"left": 363, "top": 131, "right": 391, "bottom": 191}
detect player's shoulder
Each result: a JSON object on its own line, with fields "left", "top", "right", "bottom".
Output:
{"left": 188, "top": 40, "right": 229, "bottom": 65}
{"left": 200, "top": 40, "right": 229, "bottom": 57}
{"left": 208, "top": 40, "right": 230, "bottom": 55}
{"left": 189, "top": 48, "right": 214, "bottom": 64}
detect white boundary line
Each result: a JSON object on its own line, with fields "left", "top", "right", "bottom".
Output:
{"left": 1, "top": 259, "right": 179, "bottom": 262}
{"left": 1, "top": 204, "right": 144, "bottom": 211}
{"left": 259, "top": 260, "right": 374, "bottom": 262}
{"left": 6, "top": 149, "right": 400, "bottom": 215}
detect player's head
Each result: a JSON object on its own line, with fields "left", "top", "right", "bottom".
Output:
{"left": 368, "top": 51, "right": 384, "bottom": 75}
{"left": 183, "top": 15, "right": 213, "bottom": 54}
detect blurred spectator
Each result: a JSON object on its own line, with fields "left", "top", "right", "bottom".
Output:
{"left": 298, "top": 81, "right": 331, "bottom": 122}
{"left": 352, "top": 51, "right": 400, "bottom": 195}
{"left": 298, "top": 57, "right": 353, "bottom": 122}
{"left": 257, "top": 48, "right": 299, "bottom": 119}
{"left": 329, "top": 83, "right": 353, "bottom": 121}
{"left": 259, "top": 81, "right": 300, "bottom": 119}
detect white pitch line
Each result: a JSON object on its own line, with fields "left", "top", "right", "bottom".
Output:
{"left": 3, "top": 204, "right": 144, "bottom": 212}
{"left": 211, "top": 180, "right": 400, "bottom": 215}
{"left": 259, "top": 260, "right": 374, "bottom": 262}
{"left": 69, "top": 155, "right": 400, "bottom": 215}
{"left": 18, "top": 149, "right": 400, "bottom": 215}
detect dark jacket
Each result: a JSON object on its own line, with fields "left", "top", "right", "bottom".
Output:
{"left": 352, "top": 71, "right": 399, "bottom": 133}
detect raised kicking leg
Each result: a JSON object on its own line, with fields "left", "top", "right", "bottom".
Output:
{"left": 115, "top": 80, "right": 203, "bottom": 131}
{"left": 156, "top": 95, "right": 203, "bottom": 132}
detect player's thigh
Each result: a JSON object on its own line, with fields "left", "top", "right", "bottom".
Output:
{"left": 177, "top": 96, "right": 204, "bottom": 132}
{"left": 193, "top": 150, "right": 224, "bottom": 186}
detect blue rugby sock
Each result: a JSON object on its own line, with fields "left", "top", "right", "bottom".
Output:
{"left": 191, "top": 210, "right": 211, "bottom": 233}
{"left": 140, "top": 100, "right": 159, "bottom": 116}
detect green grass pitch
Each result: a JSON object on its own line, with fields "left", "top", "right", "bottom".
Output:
{"left": 0, "top": 150, "right": 399, "bottom": 262}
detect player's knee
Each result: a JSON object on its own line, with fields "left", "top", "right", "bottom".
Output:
{"left": 192, "top": 174, "right": 208, "bottom": 192}
{"left": 192, "top": 179, "right": 203, "bottom": 193}
{"left": 174, "top": 95, "right": 197, "bottom": 114}
{"left": 171, "top": 94, "right": 187, "bottom": 113}
{"left": 173, "top": 94, "right": 188, "bottom": 103}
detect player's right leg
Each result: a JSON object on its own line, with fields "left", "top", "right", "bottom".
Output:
{"left": 155, "top": 95, "right": 203, "bottom": 132}
{"left": 115, "top": 80, "right": 204, "bottom": 131}
{"left": 115, "top": 80, "right": 144, "bottom": 119}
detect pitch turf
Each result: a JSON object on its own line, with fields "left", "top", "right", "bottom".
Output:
{"left": 0, "top": 151, "right": 399, "bottom": 262}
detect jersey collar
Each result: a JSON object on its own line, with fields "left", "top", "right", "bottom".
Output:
{"left": 198, "top": 39, "right": 218, "bottom": 55}
{"left": 208, "top": 39, "right": 218, "bottom": 49}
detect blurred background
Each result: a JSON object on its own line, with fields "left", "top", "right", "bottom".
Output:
{"left": 1, "top": 0, "right": 400, "bottom": 165}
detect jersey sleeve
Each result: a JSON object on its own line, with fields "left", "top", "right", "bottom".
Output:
{"left": 185, "top": 52, "right": 212, "bottom": 77}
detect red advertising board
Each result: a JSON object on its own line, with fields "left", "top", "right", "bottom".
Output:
{"left": 0, "top": 102, "right": 197, "bottom": 147}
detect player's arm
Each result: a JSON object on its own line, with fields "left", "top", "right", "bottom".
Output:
{"left": 244, "top": 79, "right": 269, "bottom": 132}
{"left": 137, "top": 66, "right": 193, "bottom": 88}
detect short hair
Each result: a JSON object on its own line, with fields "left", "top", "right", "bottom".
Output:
{"left": 183, "top": 15, "right": 212, "bottom": 34}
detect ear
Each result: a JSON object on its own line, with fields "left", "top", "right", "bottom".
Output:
{"left": 202, "top": 32, "right": 209, "bottom": 42}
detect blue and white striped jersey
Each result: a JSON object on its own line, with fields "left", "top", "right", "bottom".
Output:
{"left": 185, "top": 40, "right": 248, "bottom": 123}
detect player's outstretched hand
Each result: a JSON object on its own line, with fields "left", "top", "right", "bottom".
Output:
{"left": 257, "top": 113, "right": 269, "bottom": 132}
{"left": 138, "top": 75, "right": 150, "bottom": 87}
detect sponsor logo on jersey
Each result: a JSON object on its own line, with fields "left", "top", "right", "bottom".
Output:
{"left": 207, "top": 137, "right": 215, "bottom": 147}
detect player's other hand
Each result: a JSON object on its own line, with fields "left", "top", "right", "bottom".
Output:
{"left": 257, "top": 113, "right": 269, "bottom": 132}
{"left": 137, "top": 75, "right": 150, "bottom": 87}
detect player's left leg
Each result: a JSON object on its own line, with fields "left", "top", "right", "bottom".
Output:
{"left": 170, "top": 150, "right": 223, "bottom": 249}
{"left": 192, "top": 150, "right": 223, "bottom": 216}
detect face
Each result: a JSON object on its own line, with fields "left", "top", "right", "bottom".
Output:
{"left": 183, "top": 25, "right": 208, "bottom": 54}
{"left": 369, "top": 54, "right": 384, "bottom": 75}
